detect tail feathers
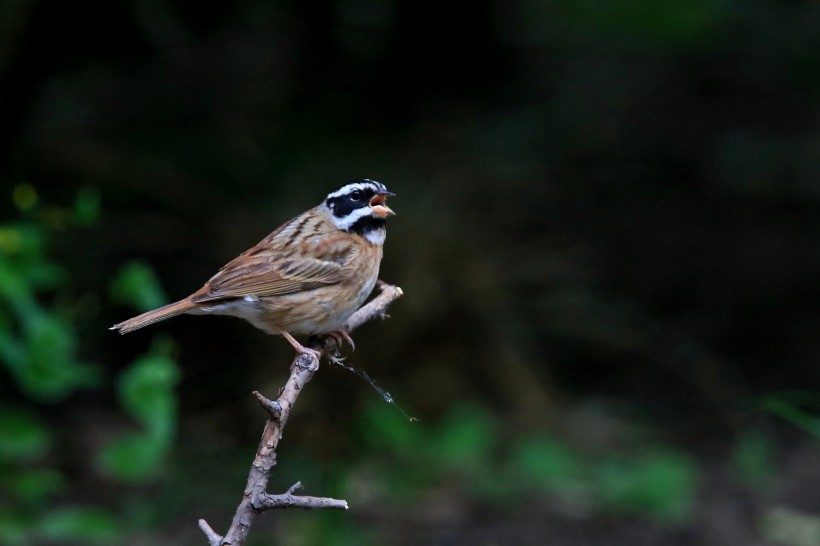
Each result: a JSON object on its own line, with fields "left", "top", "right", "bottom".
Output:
{"left": 110, "top": 299, "right": 197, "bottom": 334}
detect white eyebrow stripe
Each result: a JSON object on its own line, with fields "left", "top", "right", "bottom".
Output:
{"left": 325, "top": 179, "right": 386, "bottom": 200}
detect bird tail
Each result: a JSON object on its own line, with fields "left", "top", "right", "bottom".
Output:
{"left": 110, "top": 299, "right": 197, "bottom": 334}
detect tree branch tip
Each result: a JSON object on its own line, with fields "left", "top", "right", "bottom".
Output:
{"left": 286, "top": 481, "right": 304, "bottom": 495}
{"left": 198, "top": 518, "right": 223, "bottom": 545}
{"left": 255, "top": 491, "right": 350, "bottom": 511}
{"left": 252, "top": 391, "right": 282, "bottom": 418}
{"left": 376, "top": 279, "right": 401, "bottom": 293}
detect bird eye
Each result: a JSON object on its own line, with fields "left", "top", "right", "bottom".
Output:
{"left": 350, "top": 189, "right": 363, "bottom": 201}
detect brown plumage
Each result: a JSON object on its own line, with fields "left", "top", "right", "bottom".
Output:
{"left": 111, "top": 180, "right": 395, "bottom": 355}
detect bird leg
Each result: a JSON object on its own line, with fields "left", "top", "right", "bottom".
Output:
{"left": 277, "top": 328, "right": 322, "bottom": 360}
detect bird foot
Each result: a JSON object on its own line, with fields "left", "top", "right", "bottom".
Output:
{"left": 326, "top": 329, "right": 356, "bottom": 352}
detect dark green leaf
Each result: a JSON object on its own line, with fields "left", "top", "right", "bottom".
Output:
{"left": 38, "top": 506, "right": 119, "bottom": 544}
{"left": 73, "top": 186, "right": 101, "bottom": 226}
{"left": 6, "top": 468, "right": 65, "bottom": 505}
{"left": 435, "top": 405, "right": 497, "bottom": 469}
{"left": 109, "top": 261, "right": 167, "bottom": 312}
{"left": 16, "top": 314, "right": 99, "bottom": 401}
{"left": 0, "top": 409, "right": 50, "bottom": 461}
{"left": 117, "top": 346, "right": 180, "bottom": 437}
{"left": 98, "top": 432, "right": 169, "bottom": 483}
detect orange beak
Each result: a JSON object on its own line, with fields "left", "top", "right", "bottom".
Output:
{"left": 369, "top": 191, "right": 395, "bottom": 218}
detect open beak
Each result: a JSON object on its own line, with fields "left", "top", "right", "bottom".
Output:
{"left": 369, "top": 190, "right": 396, "bottom": 218}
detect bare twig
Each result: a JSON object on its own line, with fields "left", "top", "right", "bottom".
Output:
{"left": 197, "top": 519, "right": 223, "bottom": 546}
{"left": 345, "top": 281, "right": 403, "bottom": 332}
{"left": 252, "top": 391, "right": 282, "bottom": 419}
{"left": 198, "top": 281, "right": 403, "bottom": 545}
{"left": 254, "top": 481, "right": 348, "bottom": 511}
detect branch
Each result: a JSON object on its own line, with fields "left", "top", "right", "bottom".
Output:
{"left": 254, "top": 481, "right": 348, "bottom": 511}
{"left": 198, "top": 281, "right": 403, "bottom": 546}
{"left": 345, "top": 281, "right": 403, "bottom": 332}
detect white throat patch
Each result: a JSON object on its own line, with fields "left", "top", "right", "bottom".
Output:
{"left": 364, "top": 228, "right": 386, "bottom": 245}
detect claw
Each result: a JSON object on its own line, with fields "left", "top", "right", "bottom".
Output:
{"left": 327, "top": 329, "right": 355, "bottom": 351}
{"left": 328, "top": 350, "right": 347, "bottom": 367}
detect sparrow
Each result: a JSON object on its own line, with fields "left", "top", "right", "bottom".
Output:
{"left": 111, "top": 179, "right": 395, "bottom": 358}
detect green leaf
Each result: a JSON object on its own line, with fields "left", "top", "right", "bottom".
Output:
{"left": 359, "top": 401, "right": 425, "bottom": 453}
{"left": 0, "top": 225, "right": 43, "bottom": 259}
{"left": 0, "top": 259, "right": 33, "bottom": 306}
{"left": 594, "top": 448, "right": 698, "bottom": 524}
{"left": 510, "top": 436, "right": 585, "bottom": 492}
{"left": 5, "top": 468, "right": 65, "bottom": 505}
{"left": 117, "top": 345, "right": 180, "bottom": 437}
{"left": 286, "top": 511, "right": 376, "bottom": 546}
{"left": 0, "top": 408, "right": 51, "bottom": 462}
{"left": 0, "top": 509, "right": 31, "bottom": 546}
{"left": 73, "top": 186, "right": 100, "bottom": 226}
{"left": 100, "top": 342, "right": 180, "bottom": 483}
{"left": 435, "top": 405, "right": 497, "bottom": 470}
{"left": 762, "top": 395, "right": 820, "bottom": 438}
{"left": 38, "top": 506, "right": 119, "bottom": 544}
{"left": 0, "top": 225, "right": 65, "bottom": 292}
{"left": 0, "top": 315, "right": 25, "bottom": 373}
{"left": 109, "top": 261, "right": 167, "bottom": 312}
{"left": 15, "top": 314, "right": 99, "bottom": 401}
{"left": 98, "top": 432, "right": 169, "bottom": 483}
{"left": 12, "top": 184, "right": 38, "bottom": 213}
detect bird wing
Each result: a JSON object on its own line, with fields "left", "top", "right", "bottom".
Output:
{"left": 191, "top": 219, "right": 355, "bottom": 303}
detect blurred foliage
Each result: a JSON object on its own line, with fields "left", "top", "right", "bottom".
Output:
{"left": 356, "top": 402, "right": 696, "bottom": 524}
{"left": 761, "top": 392, "right": 820, "bottom": 438}
{"left": 109, "top": 261, "right": 168, "bottom": 312}
{"left": 99, "top": 339, "right": 180, "bottom": 482}
{"left": 731, "top": 430, "right": 777, "bottom": 493}
{"left": 273, "top": 511, "right": 377, "bottom": 546}
{"left": 0, "top": 189, "right": 180, "bottom": 544}
{"left": 0, "top": 209, "right": 99, "bottom": 401}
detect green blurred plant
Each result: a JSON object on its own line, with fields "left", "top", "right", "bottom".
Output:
{"left": 104, "top": 259, "right": 179, "bottom": 482}
{"left": 276, "top": 511, "right": 377, "bottom": 546}
{"left": 0, "top": 219, "right": 100, "bottom": 401}
{"left": 356, "top": 401, "right": 698, "bottom": 525}
{"left": 110, "top": 260, "right": 168, "bottom": 312}
{"left": 98, "top": 338, "right": 181, "bottom": 482}
{"left": 761, "top": 392, "right": 820, "bottom": 438}
{"left": 0, "top": 184, "right": 180, "bottom": 544}
{"left": 731, "top": 430, "right": 777, "bottom": 492}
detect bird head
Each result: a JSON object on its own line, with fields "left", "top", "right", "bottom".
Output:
{"left": 324, "top": 179, "right": 395, "bottom": 241}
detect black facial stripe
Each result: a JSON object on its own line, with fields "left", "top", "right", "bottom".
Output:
{"left": 325, "top": 195, "right": 358, "bottom": 218}
{"left": 347, "top": 215, "right": 386, "bottom": 236}
{"left": 325, "top": 187, "right": 376, "bottom": 218}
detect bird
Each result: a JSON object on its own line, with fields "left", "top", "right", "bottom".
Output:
{"left": 111, "top": 179, "right": 395, "bottom": 358}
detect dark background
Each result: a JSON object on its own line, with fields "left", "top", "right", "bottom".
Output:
{"left": 2, "top": 0, "right": 820, "bottom": 544}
